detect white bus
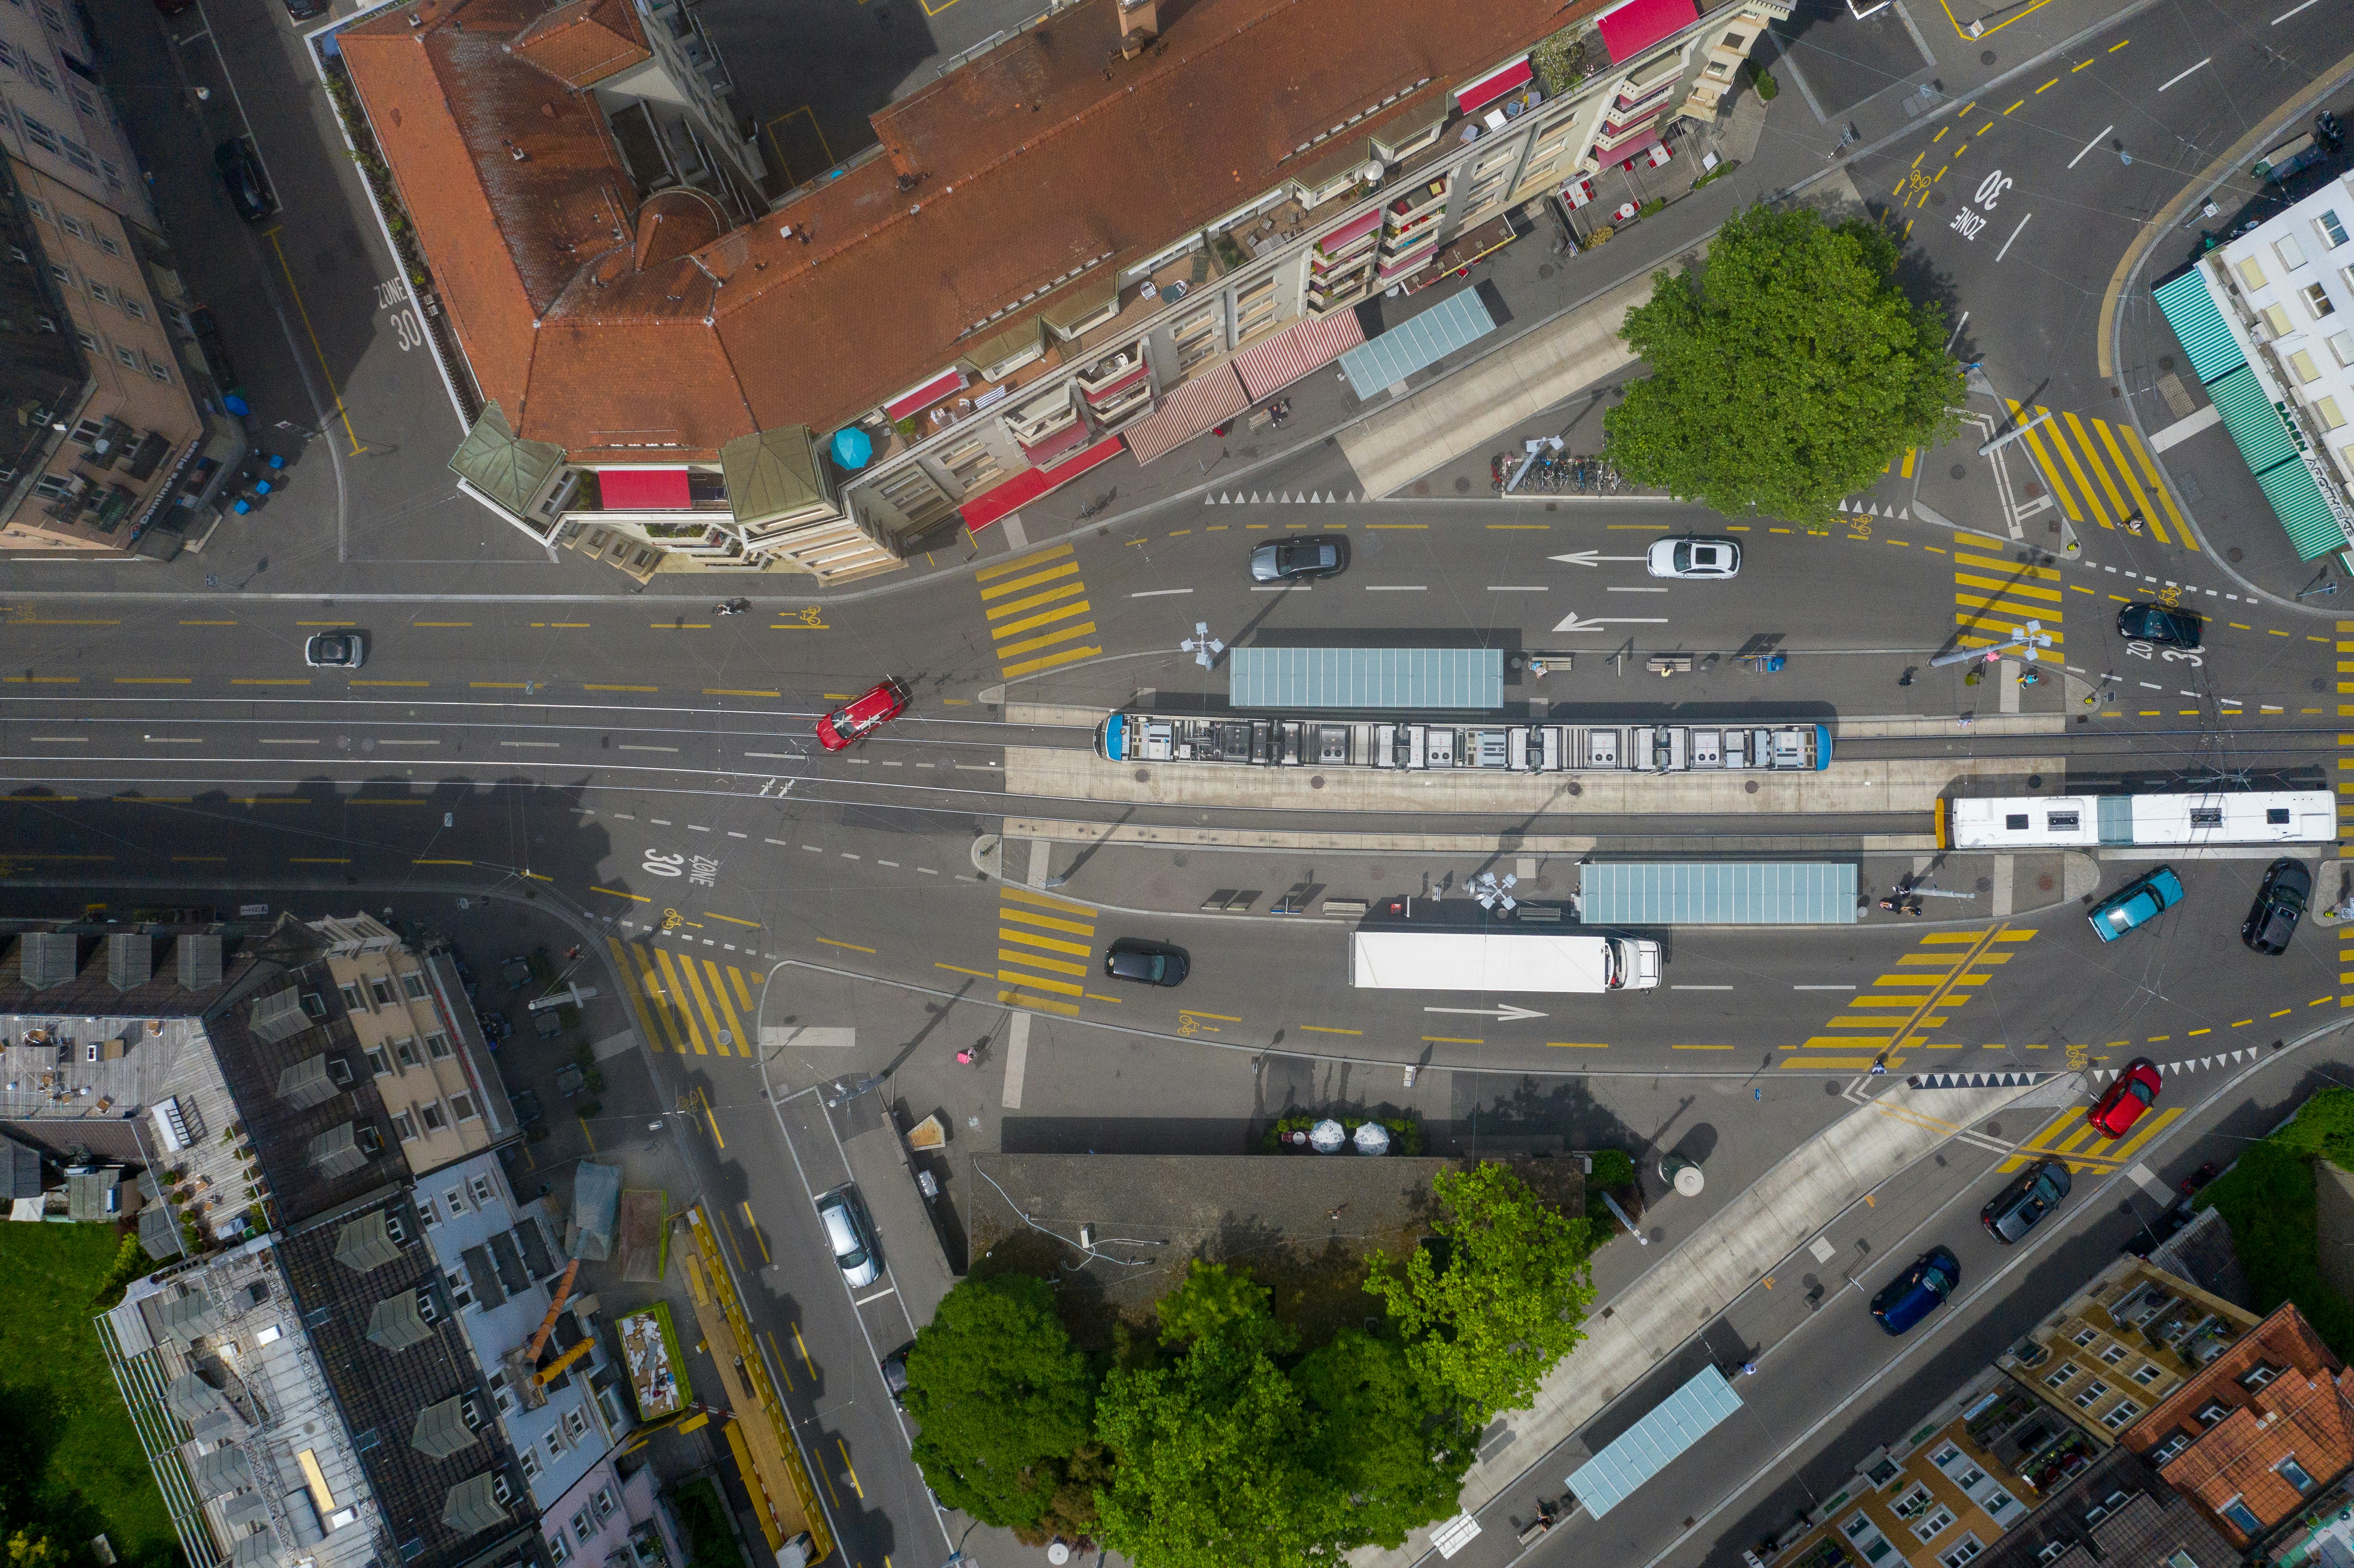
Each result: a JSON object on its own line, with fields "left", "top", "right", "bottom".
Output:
{"left": 1939, "top": 790, "right": 2334, "bottom": 850}
{"left": 1349, "top": 930, "right": 1662, "bottom": 993}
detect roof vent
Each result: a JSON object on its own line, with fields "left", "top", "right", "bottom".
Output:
{"left": 248, "top": 987, "right": 309, "bottom": 1044}
{"left": 407, "top": 10, "right": 420, "bottom": 23}
{"left": 177, "top": 933, "right": 223, "bottom": 990}
{"left": 107, "top": 933, "right": 152, "bottom": 991}
{"left": 20, "top": 932, "right": 75, "bottom": 990}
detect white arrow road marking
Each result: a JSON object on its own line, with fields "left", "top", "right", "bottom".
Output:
{"left": 1553, "top": 612, "right": 1671, "bottom": 632}
{"left": 1422, "top": 1003, "right": 1548, "bottom": 1021}
{"left": 1548, "top": 551, "right": 1652, "bottom": 566}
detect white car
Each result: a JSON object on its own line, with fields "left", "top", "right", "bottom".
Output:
{"left": 1645, "top": 537, "right": 1740, "bottom": 578}
{"left": 304, "top": 631, "right": 366, "bottom": 668}
{"left": 815, "top": 1186, "right": 880, "bottom": 1288}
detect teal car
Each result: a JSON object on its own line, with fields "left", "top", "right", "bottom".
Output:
{"left": 2088, "top": 866, "right": 2184, "bottom": 943}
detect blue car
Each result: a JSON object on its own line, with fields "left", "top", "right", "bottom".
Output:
{"left": 2087, "top": 866, "right": 2184, "bottom": 944}
{"left": 1871, "top": 1245, "right": 1960, "bottom": 1336}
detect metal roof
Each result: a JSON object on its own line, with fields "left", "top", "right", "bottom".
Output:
{"left": 1228, "top": 646, "right": 1503, "bottom": 709}
{"left": 1580, "top": 862, "right": 1857, "bottom": 925}
{"left": 1340, "top": 287, "right": 1498, "bottom": 399}
{"left": 2257, "top": 458, "right": 2348, "bottom": 562}
{"left": 2151, "top": 268, "right": 2246, "bottom": 385}
{"left": 1565, "top": 1365, "right": 1743, "bottom": 1518}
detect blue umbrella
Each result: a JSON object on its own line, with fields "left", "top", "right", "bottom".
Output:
{"left": 831, "top": 427, "right": 873, "bottom": 469}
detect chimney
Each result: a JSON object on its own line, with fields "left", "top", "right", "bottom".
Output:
{"left": 1117, "top": 0, "right": 1156, "bottom": 57}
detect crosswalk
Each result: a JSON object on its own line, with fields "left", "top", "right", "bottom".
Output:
{"left": 608, "top": 938, "right": 764, "bottom": 1056}
{"left": 994, "top": 886, "right": 1100, "bottom": 1017}
{"left": 2003, "top": 400, "right": 2195, "bottom": 549}
{"left": 1953, "top": 539, "right": 2065, "bottom": 652}
{"left": 1789, "top": 927, "right": 2038, "bottom": 1068}
{"left": 978, "top": 543, "right": 1100, "bottom": 679}
{"left": 1997, "top": 1106, "right": 2182, "bottom": 1175}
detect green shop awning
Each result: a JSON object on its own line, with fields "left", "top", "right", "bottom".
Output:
{"left": 2152, "top": 268, "right": 2246, "bottom": 385}
{"left": 2256, "top": 460, "right": 2348, "bottom": 561}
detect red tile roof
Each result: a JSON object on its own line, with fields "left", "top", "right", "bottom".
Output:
{"left": 346, "top": 0, "right": 1610, "bottom": 460}
{"left": 2121, "top": 1303, "right": 2354, "bottom": 1544}
{"left": 508, "top": 0, "right": 649, "bottom": 89}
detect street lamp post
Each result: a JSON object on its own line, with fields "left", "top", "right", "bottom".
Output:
{"left": 1928, "top": 619, "right": 2053, "bottom": 669}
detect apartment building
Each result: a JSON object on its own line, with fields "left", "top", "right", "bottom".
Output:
{"left": 1965, "top": 1445, "right": 2238, "bottom": 1568}
{"left": 343, "top": 0, "right": 1784, "bottom": 582}
{"left": 2150, "top": 174, "right": 2354, "bottom": 568}
{"left": 307, "top": 913, "right": 516, "bottom": 1176}
{"left": 2119, "top": 1302, "right": 2354, "bottom": 1550}
{"left": 534, "top": 1445, "right": 681, "bottom": 1568}
{"left": 419, "top": 1150, "right": 632, "bottom": 1512}
{"left": 1998, "top": 1256, "right": 2262, "bottom": 1449}
{"left": 0, "top": 0, "right": 234, "bottom": 556}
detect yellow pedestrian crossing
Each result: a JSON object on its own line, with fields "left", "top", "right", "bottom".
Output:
{"left": 2004, "top": 400, "right": 2195, "bottom": 549}
{"left": 995, "top": 886, "right": 1100, "bottom": 1017}
{"left": 1997, "top": 1106, "right": 2182, "bottom": 1174}
{"left": 1952, "top": 543, "right": 2065, "bottom": 651}
{"left": 1785, "top": 926, "right": 2037, "bottom": 1067}
{"left": 609, "top": 938, "right": 762, "bottom": 1056}
{"left": 977, "top": 543, "right": 1102, "bottom": 678}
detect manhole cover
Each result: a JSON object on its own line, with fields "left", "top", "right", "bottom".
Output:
{"left": 1171, "top": 853, "right": 1188, "bottom": 867}
{"left": 1933, "top": 192, "right": 1948, "bottom": 205}
{"left": 1135, "top": 767, "right": 1152, "bottom": 782}
{"left": 1453, "top": 476, "right": 1472, "bottom": 493}
{"left": 1980, "top": 48, "right": 1996, "bottom": 63}
{"left": 2028, "top": 774, "right": 2042, "bottom": 788}
{"left": 2159, "top": 356, "right": 2175, "bottom": 372}
{"left": 1950, "top": 464, "right": 1967, "bottom": 480}
{"left": 2315, "top": 678, "right": 2329, "bottom": 693}
{"left": 1744, "top": 779, "right": 1759, "bottom": 794}
{"left": 1565, "top": 782, "right": 1583, "bottom": 797}
{"left": 1414, "top": 480, "right": 1431, "bottom": 495}
{"left": 1984, "top": 1121, "right": 2002, "bottom": 1138}
{"left": 2038, "top": 875, "right": 2055, "bottom": 892}
{"left": 1538, "top": 263, "right": 1555, "bottom": 279}
{"left": 1310, "top": 775, "right": 1326, "bottom": 789}
{"left": 2228, "top": 547, "right": 2243, "bottom": 562}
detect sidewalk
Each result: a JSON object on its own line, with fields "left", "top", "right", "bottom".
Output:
{"left": 1352, "top": 1072, "right": 2054, "bottom": 1568}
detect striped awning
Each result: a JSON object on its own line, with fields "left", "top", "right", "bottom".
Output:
{"left": 2208, "top": 365, "right": 2297, "bottom": 471}
{"left": 1233, "top": 311, "right": 1368, "bottom": 401}
{"left": 1319, "top": 208, "right": 1384, "bottom": 252}
{"left": 1124, "top": 364, "right": 1248, "bottom": 465}
{"left": 2152, "top": 267, "right": 2247, "bottom": 385}
{"left": 2256, "top": 459, "right": 2349, "bottom": 561}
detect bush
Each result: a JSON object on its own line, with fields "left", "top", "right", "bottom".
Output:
{"left": 1638, "top": 198, "right": 1664, "bottom": 218}
{"left": 1588, "top": 1149, "right": 1636, "bottom": 1189}
{"left": 666, "top": 1477, "right": 744, "bottom": 1568}
{"left": 1744, "top": 60, "right": 1780, "bottom": 100}
{"left": 89, "top": 1234, "right": 154, "bottom": 1310}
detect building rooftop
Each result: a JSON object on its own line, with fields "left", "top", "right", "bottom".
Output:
{"left": 343, "top": 0, "right": 1602, "bottom": 457}
{"left": 1968, "top": 1445, "right": 2237, "bottom": 1568}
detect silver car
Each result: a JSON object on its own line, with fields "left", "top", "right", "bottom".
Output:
{"left": 815, "top": 1186, "right": 880, "bottom": 1288}
{"left": 1249, "top": 535, "right": 1348, "bottom": 582}
{"left": 1645, "top": 537, "right": 1740, "bottom": 578}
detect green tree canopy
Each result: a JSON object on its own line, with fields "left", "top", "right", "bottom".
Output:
{"left": 1365, "top": 1162, "right": 1596, "bottom": 1420}
{"left": 1604, "top": 202, "right": 1964, "bottom": 524}
{"left": 1292, "top": 1330, "right": 1478, "bottom": 1548}
{"left": 904, "top": 1274, "right": 1098, "bottom": 1529}
{"left": 1156, "top": 1260, "right": 1292, "bottom": 1354}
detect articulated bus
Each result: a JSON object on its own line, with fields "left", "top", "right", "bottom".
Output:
{"left": 1096, "top": 713, "right": 1832, "bottom": 775}
{"left": 1938, "top": 790, "right": 2334, "bottom": 850}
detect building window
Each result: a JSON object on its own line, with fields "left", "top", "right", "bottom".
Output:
{"left": 364, "top": 1044, "right": 391, "bottom": 1076}
{"left": 518, "top": 1445, "right": 539, "bottom": 1478}
{"left": 2132, "top": 1362, "right": 2163, "bottom": 1385}
{"left": 2070, "top": 1325, "right": 2099, "bottom": 1348}
{"left": 393, "top": 1038, "right": 420, "bottom": 1068}
{"left": 2279, "top": 1456, "right": 2317, "bottom": 1492}
{"left": 451, "top": 1092, "right": 477, "bottom": 1121}
{"left": 340, "top": 980, "right": 366, "bottom": 1011}
{"left": 113, "top": 344, "right": 135, "bottom": 368}
{"left": 543, "top": 1428, "right": 566, "bottom": 1460}
{"left": 420, "top": 1101, "right": 448, "bottom": 1132}
{"left": 2045, "top": 1366, "right": 2076, "bottom": 1388}
{"left": 470, "top": 1174, "right": 496, "bottom": 1207}
{"left": 2101, "top": 1398, "right": 2140, "bottom": 1430}
{"left": 98, "top": 158, "right": 119, "bottom": 190}
{"left": 74, "top": 328, "right": 95, "bottom": 351}
{"left": 2277, "top": 235, "right": 2310, "bottom": 271}
{"left": 593, "top": 1487, "right": 617, "bottom": 1521}
{"left": 1939, "top": 1538, "right": 1984, "bottom": 1568}
{"left": 95, "top": 232, "right": 116, "bottom": 256}
{"left": 1912, "top": 1505, "right": 1956, "bottom": 1543}
{"left": 571, "top": 1510, "right": 594, "bottom": 1544}
{"left": 2072, "top": 1379, "right": 2111, "bottom": 1410}
{"left": 27, "top": 60, "right": 54, "bottom": 92}
{"left": 23, "top": 196, "right": 45, "bottom": 220}
{"left": 390, "top": 1109, "right": 417, "bottom": 1141}
{"left": 401, "top": 971, "right": 428, "bottom": 999}
{"left": 2236, "top": 255, "right": 2270, "bottom": 290}
{"left": 2262, "top": 303, "right": 2296, "bottom": 337}
{"left": 121, "top": 297, "right": 143, "bottom": 321}
{"left": 65, "top": 81, "right": 90, "bottom": 115}
{"left": 2221, "top": 1496, "right": 2262, "bottom": 1535}
{"left": 86, "top": 280, "right": 108, "bottom": 305}
{"left": 147, "top": 359, "right": 168, "bottom": 383}
{"left": 444, "top": 1185, "right": 466, "bottom": 1214}
{"left": 563, "top": 1406, "right": 589, "bottom": 1441}
{"left": 2242, "top": 1364, "right": 2280, "bottom": 1389}
{"left": 426, "top": 1031, "right": 452, "bottom": 1059}
{"left": 444, "top": 1267, "right": 472, "bottom": 1309}
{"left": 2302, "top": 283, "right": 2337, "bottom": 320}
{"left": 57, "top": 212, "right": 80, "bottom": 239}
{"left": 2330, "top": 330, "right": 2354, "bottom": 367}
{"left": 2316, "top": 395, "right": 2347, "bottom": 430}
{"left": 1890, "top": 1484, "right": 1934, "bottom": 1520}
{"left": 2099, "top": 1342, "right": 2128, "bottom": 1364}
{"left": 2319, "top": 209, "right": 2351, "bottom": 248}
{"left": 369, "top": 976, "right": 396, "bottom": 1006}
{"left": 547, "top": 1533, "right": 570, "bottom": 1567}
{"left": 1840, "top": 1513, "right": 1895, "bottom": 1564}
{"left": 2153, "top": 1430, "right": 2192, "bottom": 1462}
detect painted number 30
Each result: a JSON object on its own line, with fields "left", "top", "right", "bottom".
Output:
{"left": 391, "top": 308, "right": 424, "bottom": 352}
{"left": 1975, "top": 171, "right": 2014, "bottom": 209}
{"left": 643, "top": 851, "right": 686, "bottom": 878}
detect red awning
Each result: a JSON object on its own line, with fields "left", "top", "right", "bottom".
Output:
{"left": 1123, "top": 364, "right": 1248, "bottom": 466}
{"left": 1232, "top": 311, "right": 1368, "bottom": 402}
{"left": 1079, "top": 362, "right": 1149, "bottom": 405}
{"left": 958, "top": 436, "right": 1125, "bottom": 530}
{"left": 1019, "top": 420, "right": 1090, "bottom": 468}
{"left": 1606, "top": 127, "right": 1664, "bottom": 165}
{"left": 1596, "top": 0, "right": 1696, "bottom": 62}
{"left": 598, "top": 468, "right": 691, "bottom": 509}
{"left": 883, "top": 366, "right": 965, "bottom": 421}
{"left": 1455, "top": 57, "right": 1532, "bottom": 115}
{"left": 1318, "top": 208, "right": 1383, "bottom": 253}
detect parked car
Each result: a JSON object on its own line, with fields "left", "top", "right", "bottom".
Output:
{"left": 2087, "top": 865, "right": 2184, "bottom": 943}
{"left": 532, "top": 1010, "right": 562, "bottom": 1041}
{"left": 214, "top": 139, "right": 274, "bottom": 223}
{"left": 2242, "top": 857, "right": 2312, "bottom": 955}
{"left": 2116, "top": 601, "right": 2203, "bottom": 651}
{"left": 817, "top": 676, "right": 912, "bottom": 751}
{"left": 501, "top": 955, "right": 534, "bottom": 988}
{"left": 879, "top": 1342, "right": 914, "bottom": 1408}
{"left": 1981, "top": 1159, "right": 2072, "bottom": 1243}
{"left": 1645, "top": 536, "right": 1741, "bottom": 579}
{"left": 1103, "top": 937, "right": 1189, "bottom": 987}
{"left": 304, "top": 631, "right": 366, "bottom": 669}
{"left": 2088, "top": 1057, "right": 2164, "bottom": 1139}
{"left": 1249, "top": 535, "right": 1348, "bottom": 583}
{"left": 281, "top": 0, "right": 327, "bottom": 19}
{"left": 815, "top": 1186, "right": 881, "bottom": 1288}
{"left": 1870, "top": 1245, "right": 1960, "bottom": 1335}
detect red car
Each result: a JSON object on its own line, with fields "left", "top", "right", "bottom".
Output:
{"left": 2087, "top": 1057, "right": 2163, "bottom": 1139}
{"left": 816, "top": 677, "right": 911, "bottom": 751}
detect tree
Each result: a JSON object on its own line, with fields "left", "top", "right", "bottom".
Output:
{"left": 1603, "top": 203, "right": 1965, "bottom": 525}
{"left": 1094, "top": 1331, "right": 1351, "bottom": 1568}
{"left": 1292, "top": 1330, "right": 1477, "bottom": 1548}
{"left": 1156, "top": 1261, "right": 1291, "bottom": 1353}
{"left": 904, "top": 1275, "right": 1098, "bottom": 1529}
{"left": 1365, "top": 1163, "right": 1597, "bottom": 1420}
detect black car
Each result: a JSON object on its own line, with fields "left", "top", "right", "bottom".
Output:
{"left": 879, "top": 1342, "right": 913, "bottom": 1408}
{"left": 1249, "top": 535, "right": 1348, "bottom": 583}
{"left": 1981, "top": 1158, "right": 2072, "bottom": 1244}
{"left": 2116, "top": 601, "right": 2203, "bottom": 651}
{"left": 281, "top": 0, "right": 326, "bottom": 19}
{"left": 214, "top": 139, "right": 273, "bottom": 222}
{"left": 1103, "top": 937, "right": 1189, "bottom": 986}
{"left": 2242, "top": 857, "right": 2312, "bottom": 955}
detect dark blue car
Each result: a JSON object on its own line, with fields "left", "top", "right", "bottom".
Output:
{"left": 1871, "top": 1245, "right": 1961, "bottom": 1335}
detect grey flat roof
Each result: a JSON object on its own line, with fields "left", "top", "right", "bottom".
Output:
{"left": 1228, "top": 647, "right": 1503, "bottom": 709}
{"left": 1565, "top": 1365, "right": 1743, "bottom": 1518}
{"left": 1580, "top": 863, "right": 1858, "bottom": 925}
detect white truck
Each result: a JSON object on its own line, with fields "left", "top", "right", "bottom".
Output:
{"left": 1349, "top": 930, "right": 1661, "bottom": 993}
